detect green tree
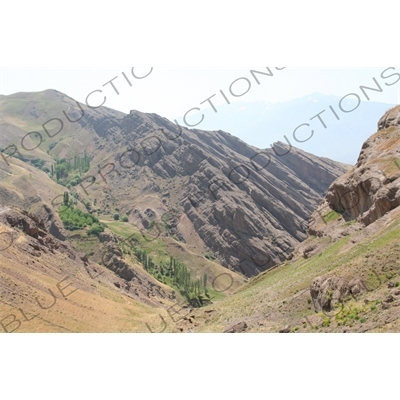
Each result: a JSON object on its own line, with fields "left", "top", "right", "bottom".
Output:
{"left": 87, "top": 223, "right": 105, "bottom": 237}
{"left": 83, "top": 199, "right": 91, "bottom": 210}
{"left": 63, "top": 192, "right": 69, "bottom": 206}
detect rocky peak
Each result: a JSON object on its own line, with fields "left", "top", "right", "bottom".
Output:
{"left": 310, "top": 105, "right": 400, "bottom": 233}
{"left": 378, "top": 105, "right": 400, "bottom": 130}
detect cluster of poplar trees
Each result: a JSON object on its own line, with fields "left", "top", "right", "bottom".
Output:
{"left": 170, "top": 256, "right": 208, "bottom": 299}
{"left": 73, "top": 152, "right": 90, "bottom": 173}
{"left": 51, "top": 152, "right": 91, "bottom": 181}
{"left": 132, "top": 247, "right": 209, "bottom": 305}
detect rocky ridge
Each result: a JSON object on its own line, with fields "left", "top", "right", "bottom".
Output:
{"left": 0, "top": 90, "right": 348, "bottom": 277}
{"left": 93, "top": 109, "right": 347, "bottom": 276}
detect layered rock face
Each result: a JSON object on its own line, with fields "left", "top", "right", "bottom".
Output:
{"left": 317, "top": 106, "right": 400, "bottom": 227}
{"left": 0, "top": 90, "right": 347, "bottom": 277}
{"left": 107, "top": 112, "right": 346, "bottom": 276}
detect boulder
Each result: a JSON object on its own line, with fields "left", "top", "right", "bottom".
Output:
{"left": 223, "top": 321, "right": 248, "bottom": 333}
{"left": 310, "top": 275, "right": 366, "bottom": 312}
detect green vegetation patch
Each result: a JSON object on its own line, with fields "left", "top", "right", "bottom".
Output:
{"left": 59, "top": 193, "right": 107, "bottom": 236}
{"left": 323, "top": 210, "right": 342, "bottom": 223}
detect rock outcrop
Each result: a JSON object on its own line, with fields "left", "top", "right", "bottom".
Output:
{"left": 310, "top": 105, "right": 400, "bottom": 233}
{"left": 223, "top": 321, "right": 248, "bottom": 333}
{"left": 378, "top": 105, "right": 400, "bottom": 130}
{"left": 310, "top": 275, "right": 366, "bottom": 312}
{"left": 1, "top": 208, "right": 75, "bottom": 259}
{"left": 306, "top": 106, "right": 400, "bottom": 319}
{"left": 99, "top": 231, "right": 171, "bottom": 300}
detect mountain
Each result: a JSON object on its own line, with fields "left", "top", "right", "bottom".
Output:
{"left": 184, "top": 105, "right": 400, "bottom": 333}
{"left": 1, "top": 90, "right": 399, "bottom": 333}
{"left": 0, "top": 90, "right": 347, "bottom": 279}
{"left": 183, "top": 94, "right": 395, "bottom": 164}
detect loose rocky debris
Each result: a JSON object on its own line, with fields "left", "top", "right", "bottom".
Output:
{"left": 223, "top": 321, "right": 248, "bottom": 333}
{"left": 279, "top": 325, "right": 291, "bottom": 333}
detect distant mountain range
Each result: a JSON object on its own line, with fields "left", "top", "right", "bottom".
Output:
{"left": 178, "top": 93, "right": 395, "bottom": 164}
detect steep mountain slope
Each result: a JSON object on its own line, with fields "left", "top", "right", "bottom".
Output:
{"left": 0, "top": 155, "right": 68, "bottom": 239}
{"left": 0, "top": 90, "right": 347, "bottom": 278}
{"left": 0, "top": 207, "right": 177, "bottom": 333}
{"left": 186, "top": 105, "right": 400, "bottom": 333}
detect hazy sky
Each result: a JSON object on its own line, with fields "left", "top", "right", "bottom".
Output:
{"left": 1, "top": 67, "right": 399, "bottom": 120}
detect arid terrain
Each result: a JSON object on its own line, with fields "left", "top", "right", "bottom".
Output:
{"left": 1, "top": 90, "right": 399, "bottom": 333}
